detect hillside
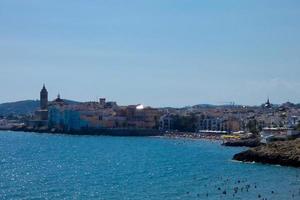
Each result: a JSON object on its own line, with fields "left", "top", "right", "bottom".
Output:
{"left": 0, "top": 99, "right": 79, "bottom": 116}
{"left": 0, "top": 100, "right": 39, "bottom": 116}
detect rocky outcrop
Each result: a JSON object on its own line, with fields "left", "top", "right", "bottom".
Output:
{"left": 233, "top": 139, "right": 300, "bottom": 167}
{"left": 223, "top": 138, "right": 261, "bottom": 147}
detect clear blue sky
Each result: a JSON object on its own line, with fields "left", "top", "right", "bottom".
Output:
{"left": 0, "top": 0, "right": 299, "bottom": 107}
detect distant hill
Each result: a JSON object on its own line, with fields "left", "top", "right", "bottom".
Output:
{"left": 160, "top": 104, "right": 231, "bottom": 111}
{"left": 0, "top": 99, "right": 80, "bottom": 116}
{"left": 191, "top": 104, "right": 218, "bottom": 109}
{"left": 0, "top": 100, "right": 39, "bottom": 116}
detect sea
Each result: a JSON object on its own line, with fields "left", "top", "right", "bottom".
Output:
{"left": 0, "top": 131, "right": 299, "bottom": 200}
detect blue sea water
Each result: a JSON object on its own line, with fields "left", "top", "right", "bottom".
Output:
{"left": 0, "top": 131, "right": 299, "bottom": 200}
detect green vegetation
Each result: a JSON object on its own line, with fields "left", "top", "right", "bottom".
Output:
{"left": 172, "top": 114, "right": 198, "bottom": 132}
{"left": 0, "top": 100, "right": 39, "bottom": 116}
{"left": 246, "top": 119, "right": 260, "bottom": 135}
{"left": 297, "top": 123, "right": 300, "bottom": 131}
{"left": 0, "top": 99, "right": 80, "bottom": 116}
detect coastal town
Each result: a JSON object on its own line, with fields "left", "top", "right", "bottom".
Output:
{"left": 1, "top": 85, "right": 300, "bottom": 167}
{"left": 1, "top": 85, "right": 300, "bottom": 141}
{"left": 2, "top": 1, "right": 300, "bottom": 199}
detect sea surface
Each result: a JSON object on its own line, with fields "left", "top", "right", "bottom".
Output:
{"left": 0, "top": 131, "right": 299, "bottom": 200}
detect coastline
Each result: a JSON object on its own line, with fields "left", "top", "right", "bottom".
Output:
{"left": 1, "top": 127, "right": 225, "bottom": 142}
{"left": 233, "top": 139, "right": 300, "bottom": 168}
{"left": 2, "top": 127, "right": 163, "bottom": 137}
{"left": 1, "top": 126, "right": 225, "bottom": 141}
{"left": 163, "top": 131, "right": 224, "bottom": 142}
{"left": 2, "top": 128, "right": 300, "bottom": 168}
{"left": 0, "top": 127, "right": 234, "bottom": 141}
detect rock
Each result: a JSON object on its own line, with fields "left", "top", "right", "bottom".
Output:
{"left": 223, "top": 138, "right": 261, "bottom": 147}
{"left": 233, "top": 139, "right": 300, "bottom": 167}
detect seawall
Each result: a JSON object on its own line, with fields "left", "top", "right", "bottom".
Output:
{"left": 8, "top": 126, "right": 163, "bottom": 137}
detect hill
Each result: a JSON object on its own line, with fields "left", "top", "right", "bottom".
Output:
{"left": 0, "top": 100, "right": 39, "bottom": 116}
{"left": 0, "top": 99, "right": 80, "bottom": 116}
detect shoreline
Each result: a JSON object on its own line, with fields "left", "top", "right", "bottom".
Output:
{"left": 2, "top": 129, "right": 299, "bottom": 168}
{"left": 233, "top": 139, "right": 300, "bottom": 168}
{"left": 163, "top": 132, "right": 223, "bottom": 141}
{"left": 1, "top": 127, "right": 163, "bottom": 137}
{"left": 1, "top": 128, "right": 225, "bottom": 142}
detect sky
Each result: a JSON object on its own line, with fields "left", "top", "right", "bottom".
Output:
{"left": 0, "top": 0, "right": 300, "bottom": 107}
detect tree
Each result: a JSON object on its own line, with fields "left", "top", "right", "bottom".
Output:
{"left": 296, "top": 123, "right": 300, "bottom": 131}
{"left": 246, "top": 119, "right": 259, "bottom": 135}
{"left": 172, "top": 114, "right": 198, "bottom": 132}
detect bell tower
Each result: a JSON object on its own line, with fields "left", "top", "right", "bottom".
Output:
{"left": 40, "top": 84, "right": 48, "bottom": 110}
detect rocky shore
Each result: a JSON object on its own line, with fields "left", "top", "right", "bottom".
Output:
{"left": 223, "top": 138, "right": 261, "bottom": 147}
{"left": 233, "top": 139, "right": 300, "bottom": 168}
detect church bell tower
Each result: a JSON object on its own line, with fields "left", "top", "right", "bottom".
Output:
{"left": 40, "top": 84, "right": 48, "bottom": 110}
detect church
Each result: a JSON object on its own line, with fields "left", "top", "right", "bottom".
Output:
{"left": 30, "top": 84, "right": 49, "bottom": 128}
